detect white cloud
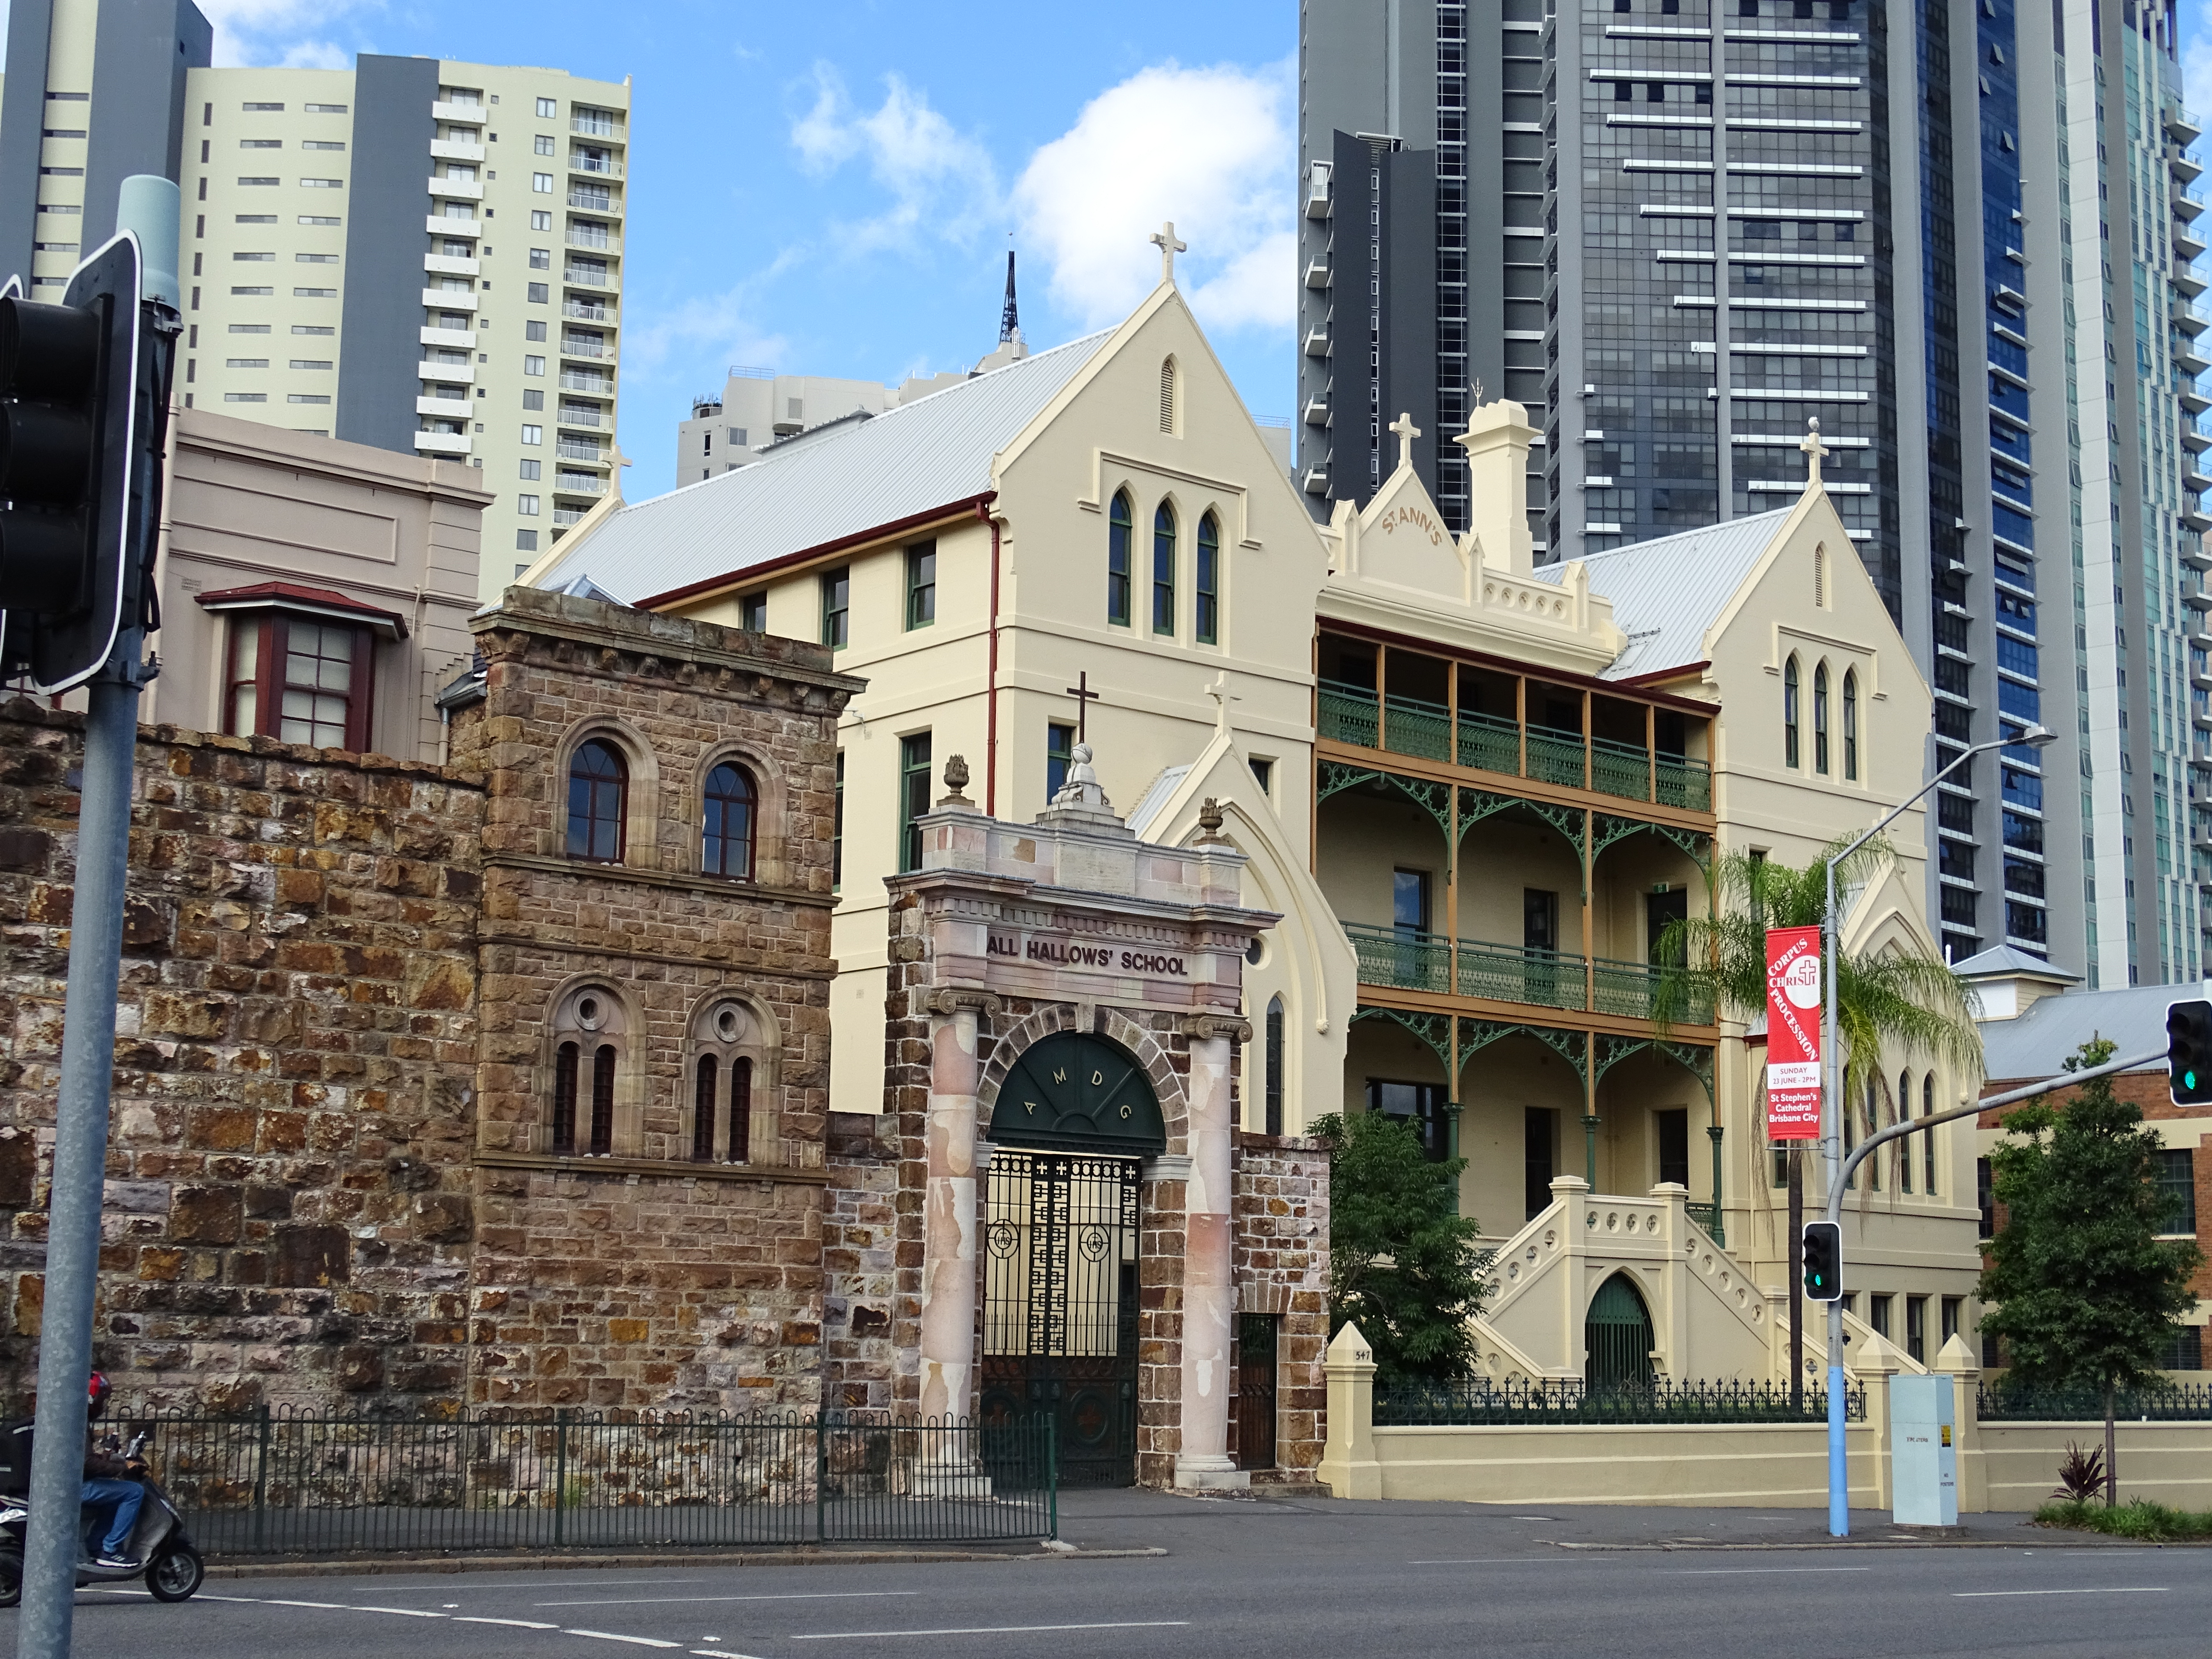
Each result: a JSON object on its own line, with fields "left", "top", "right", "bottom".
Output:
{"left": 789, "top": 67, "right": 1001, "bottom": 253}
{"left": 198, "top": 0, "right": 378, "bottom": 68}
{"left": 621, "top": 268, "right": 795, "bottom": 386}
{"left": 1013, "top": 60, "right": 1295, "bottom": 335}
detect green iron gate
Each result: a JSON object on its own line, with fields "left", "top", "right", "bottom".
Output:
{"left": 979, "top": 1150, "right": 1141, "bottom": 1487}
{"left": 1583, "top": 1272, "right": 1656, "bottom": 1389}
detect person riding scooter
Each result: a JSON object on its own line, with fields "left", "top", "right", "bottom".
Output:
{"left": 79, "top": 1372, "right": 145, "bottom": 1570}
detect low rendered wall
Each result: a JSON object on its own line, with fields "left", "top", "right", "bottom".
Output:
{"left": 1982, "top": 1423, "right": 2212, "bottom": 1512}
{"left": 1370, "top": 1421, "right": 1885, "bottom": 1508}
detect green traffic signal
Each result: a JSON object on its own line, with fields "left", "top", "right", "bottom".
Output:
{"left": 2171, "top": 1000, "right": 2212, "bottom": 1108}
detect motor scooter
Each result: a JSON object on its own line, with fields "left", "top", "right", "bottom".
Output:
{"left": 0, "top": 1426, "right": 205, "bottom": 1605}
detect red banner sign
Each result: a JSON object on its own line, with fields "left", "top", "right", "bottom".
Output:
{"left": 1765, "top": 926, "right": 1824, "bottom": 1141}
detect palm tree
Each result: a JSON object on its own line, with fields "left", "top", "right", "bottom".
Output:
{"left": 1653, "top": 835, "right": 1985, "bottom": 1401}
{"left": 1654, "top": 835, "right": 1984, "bottom": 1115}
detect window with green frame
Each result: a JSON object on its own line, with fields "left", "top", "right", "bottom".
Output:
{"left": 1106, "top": 490, "right": 1132, "bottom": 625}
{"left": 1046, "top": 721, "right": 1074, "bottom": 799}
{"left": 1195, "top": 511, "right": 1220, "bottom": 644}
{"left": 832, "top": 750, "right": 844, "bottom": 891}
{"left": 905, "top": 541, "right": 936, "bottom": 630}
{"left": 738, "top": 591, "right": 766, "bottom": 632}
{"left": 821, "top": 566, "right": 850, "bottom": 649}
{"left": 898, "top": 731, "right": 932, "bottom": 873}
{"left": 1152, "top": 501, "right": 1176, "bottom": 634}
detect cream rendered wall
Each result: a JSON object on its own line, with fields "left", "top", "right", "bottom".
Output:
{"left": 144, "top": 409, "right": 491, "bottom": 763}
{"left": 1677, "top": 485, "right": 1981, "bottom": 1351}
{"left": 666, "top": 284, "right": 1334, "bottom": 1120}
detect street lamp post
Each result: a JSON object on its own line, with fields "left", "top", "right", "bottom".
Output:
{"left": 1821, "top": 721, "right": 2054, "bottom": 1538}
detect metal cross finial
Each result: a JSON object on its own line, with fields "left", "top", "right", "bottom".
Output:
{"left": 1065, "top": 670, "right": 1103, "bottom": 743}
{"left": 1800, "top": 415, "right": 1829, "bottom": 486}
{"left": 1150, "top": 221, "right": 1188, "bottom": 284}
{"left": 1473, "top": 377, "right": 1484, "bottom": 407}
{"left": 1389, "top": 411, "right": 1421, "bottom": 471}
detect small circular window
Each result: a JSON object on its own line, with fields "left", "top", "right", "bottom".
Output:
{"left": 1244, "top": 937, "right": 1266, "bottom": 968}
{"left": 712, "top": 1003, "right": 751, "bottom": 1043}
{"left": 576, "top": 995, "right": 605, "bottom": 1031}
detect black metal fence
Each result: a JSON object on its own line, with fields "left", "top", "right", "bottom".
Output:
{"left": 1977, "top": 1382, "right": 2212, "bottom": 1423}
{"left": 114, "top": 1408, "right": 1055, "bottom": 1557}
{"left": 1374, "top": 1377, "right": 1863, "bottom": 1427}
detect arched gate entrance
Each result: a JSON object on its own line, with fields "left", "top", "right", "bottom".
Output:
{"left": 978, "top": 1032, "right": 1165, "bottom": 1486}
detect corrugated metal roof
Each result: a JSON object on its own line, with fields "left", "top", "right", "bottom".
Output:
{"left": 1955, "top": 944, "right": 2081, "bottom": 983}
{"left": 535, "top": 329, "right": 1117, "bottom": 604}
{"left": 1979, "top": 984, "right": 2189, "bottom": 1081}
{"left": 1127, "top": 764, "right": 1193, "bottom": 836}
{"left": 1530, "top": 509, "right": 1792, "bottom": 680}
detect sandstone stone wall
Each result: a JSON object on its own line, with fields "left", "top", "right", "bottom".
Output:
{"left": 0, "top": 699, "right": 484, "bottom": 1411}
{"left": 0, "top": 588, "right": 865, "bottom": 1418}
{"left": 1231, "top": 1131, "right": 1331, "bottom": 1481}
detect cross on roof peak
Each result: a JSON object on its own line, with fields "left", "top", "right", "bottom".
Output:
{"left": 1800, "top": 416, "right": 1829, "bottom": 486}
{"left": 1150, "top": 221, "right": 1187, "bottom": 284}
{"left": 1389, "top": 411, "right": 1421, "bottom": 472}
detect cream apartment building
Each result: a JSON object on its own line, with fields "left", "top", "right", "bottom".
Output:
{"left": 175, "top": 57, "right": 629, "bottom": 597}
{"left": 0, "top": 10, "right": 625, "bottom": 606}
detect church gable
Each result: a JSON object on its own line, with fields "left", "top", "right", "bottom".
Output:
{"left": 1340, "top": 440, "right": 1468, "bottom": 604}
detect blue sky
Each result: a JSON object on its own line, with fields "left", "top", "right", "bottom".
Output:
{"left": 175, "top": 0, "right": 1299, "bottom": 501}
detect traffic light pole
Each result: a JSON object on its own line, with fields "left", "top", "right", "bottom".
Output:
{"left": 16, "top": 179, "right": 177, "bottom": 1659}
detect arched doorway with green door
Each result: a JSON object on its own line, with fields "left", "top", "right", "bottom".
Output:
{"left": 978, "top": 1030, "right": 1165, "bottom": 1486}
{"left": 1583, "top": 1272, "right": 1656, "bottom": 1390}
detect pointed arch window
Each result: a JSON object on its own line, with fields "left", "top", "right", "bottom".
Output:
{"left": 1196, "top": 512, "right": 1221, "bottom": 646}
{"left": 1922, "top": 1073, "right": 1937, "bottom": 1194}
{"left": 1898, "top": 1069, "right": 1914, "bottom": 1192}
{"left": 702, "top": 761, "right": 757, "bottom": 879}
{"left": 1783, "top": 656, "right": 1801, "bottom": 768}
{"left": 1153, "top": 502, "right": 1177, "bottom": 635}
{"left": 1842, "top": 669, "right": 1859, "bottom": 780}
{"left": 1813, "top": 663, "right": 1830, "bottom": 774}
{"left": 567, "top": 738, "right": 627, "bottom": 861}
{"left": 1264, "top": 995, "right": 1285, "bottom": 1137}
{"left": 1107, "top": 490, "right": 1133, "bottom": 626}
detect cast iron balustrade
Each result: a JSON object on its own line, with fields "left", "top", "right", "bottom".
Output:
{"left": 1316, "top": 678, "right": 1711, "bottom": 810}
{"left": 1373, "top": 1377, "right": 1859, "bottom": 1426}
{"left": 1684, "top": 1200, "right": 1724, "bottom": 1243}
{"left": 1344, "top": 923, "right": 1712, "bottom": 1025}
{"left": 1977, "top": 1382, "right": 2212, "bottom": 1421}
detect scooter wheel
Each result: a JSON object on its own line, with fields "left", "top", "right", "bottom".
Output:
{"left": 0, "top": 1544, "right": 20, "bottom": 1607}
{"left": 144, "top": 1541, "right": 202, "bottom": 1603}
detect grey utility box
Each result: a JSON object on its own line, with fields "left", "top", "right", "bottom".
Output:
{"left": 1889, "top": 1373, "right": 1959, "bottom": 1526}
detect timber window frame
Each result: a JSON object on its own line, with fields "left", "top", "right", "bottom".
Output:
{"left": 565, "top": 738, "right": 629, "bottom": 862}
{"left": 1195, "top": 511, "right": 1221, "bottom": 646}
{"left": 701, "top": 760, "right": 759, "bottom": 880}
{"left": 1107, "top": 489, "right": 1134, "bottom": 626}
{"left": 222, "top": 611, "right": 375, "bottom": 752}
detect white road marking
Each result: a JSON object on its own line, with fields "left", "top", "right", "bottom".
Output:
{"left": 792, "top": 1621, "right": 1191, "bottom": 1641}
{"left": 1953, "top": 1587, "right": 2170, "bottom": 1598}
{"left": 690, "top": 1651, "right": 771, "bottom": 1658}
{"left": 541, "top": 1592, "right": 923, "bottom": 1608}
{"left": 1663, "top": 1575, "right": 1876, "bottom": 1583}
{"left": 456, "top": 1616, "right": 563, "bottom": 1629}
{"left": 1408, "top": 1557, "right": 1612, "bottom": 1565}
{"left": 355, "top": 1605, "right": 450, "bottom": 1616}
{"left": 564, "top": 1633, "right": 684, "bottom": 1649}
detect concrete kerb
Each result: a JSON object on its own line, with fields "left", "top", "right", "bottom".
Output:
{"left": 205, "top": 1545, "right": 1169, "bottom": 1580}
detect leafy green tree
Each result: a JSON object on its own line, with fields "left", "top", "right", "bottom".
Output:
{"left": 1979, "top": 1038, "right": 2203, "bottom": 1503}
{"left": 1653, "top": 835, "right": 1984, "bottom": 1119}
{"left": 1310, "top": 1110, "right": 1486, "bottom": 1380}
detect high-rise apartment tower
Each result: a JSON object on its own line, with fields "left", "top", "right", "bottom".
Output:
{"left": 0, "top": 8, "right": 629, "bottom": 604}
{"left": 1299, "top": 0, "right": 2206, "bottom": 982}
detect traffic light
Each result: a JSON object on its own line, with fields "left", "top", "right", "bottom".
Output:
{"left": 0, "top": 231, "right": 148, "bottom": 693}
{"left": 2169, "top": 998, "right": 2212, "bottom": 1107}
{"left": 1802, "top": 1220, "right": 1842, "bottom": 1303}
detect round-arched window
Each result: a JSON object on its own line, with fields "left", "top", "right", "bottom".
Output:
{"left": 567, "top": 739, "right": 627, "bottom": 862}
{"left": 703, "top": 761, "right": 757, "bottom": 879}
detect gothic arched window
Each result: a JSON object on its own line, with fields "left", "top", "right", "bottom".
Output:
{"left": 1842, "top": 669, "right": 1859, "bottom": 780}
{"left": 1813, "top": 663, "right": 1830, "bottom": 774}
{"left": 567, "top": 738, "right": 628, "bottom": 861}
{"left": 1196, "top": 512, "right": 1221, "bottom": 646}
{"left": 1107, "top": 490, "right": 1133, "bottom": 626}
{"left": 1264, "top": 995, "right": 1285, "bottom": 1137}
{"left": 1783, "top": 656, "right": 1801, "bottom": 768}
{"left": 1152, "top": 501, "right": 1177, "bottom": 635}
{"left": 702, "top": 761, "right": 757, "bottom": 879}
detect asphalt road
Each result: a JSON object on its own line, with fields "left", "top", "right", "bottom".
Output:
{"left": 10, "top": 1490, "right": 2208, "bottom": 1659}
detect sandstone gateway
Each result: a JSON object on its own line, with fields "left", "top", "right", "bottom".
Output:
{"left": 0, "top": 586, "right": 1324, "bottom": 1484}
